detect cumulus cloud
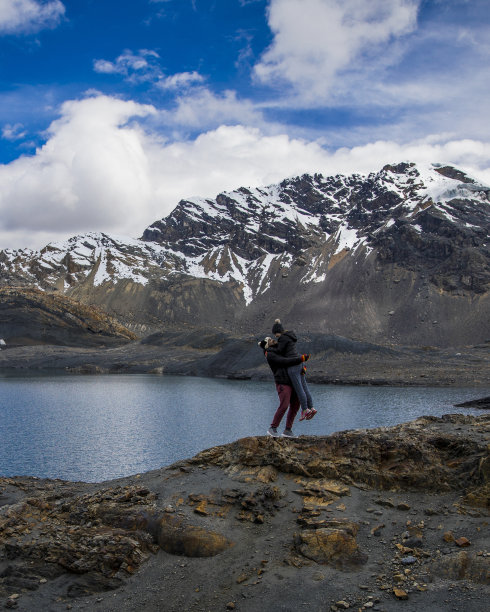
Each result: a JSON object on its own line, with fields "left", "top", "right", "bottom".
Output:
{"left": 254, "top": 0, "right": 419, "bottom": 102}
{"left": 250, "top": 0, "right": 490, "bottom": 148}
{"left": 0, "top": 94, "right": 489, "bottom": 250}
{"left": 0, "top": 96, "right": 156, "bottom": 244}
{"left": 0, "top": 0, "right": 65, "bottom": 34}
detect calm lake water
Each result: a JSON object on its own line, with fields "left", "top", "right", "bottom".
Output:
{"left": 0, "top": 374, "right": 488, "bottom": 483}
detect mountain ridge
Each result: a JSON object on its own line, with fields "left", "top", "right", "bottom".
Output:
{"left": 0, "top": 161, "right": 489, "bottom": 348}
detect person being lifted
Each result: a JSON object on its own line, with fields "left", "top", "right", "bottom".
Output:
{"left": 269, "top": 318, "right": 317, "bottom": 422}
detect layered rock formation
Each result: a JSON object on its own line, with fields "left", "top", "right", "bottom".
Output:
{"left": 0, "top": 162, "right": 488, "bottom": 348}
{"left": 1, "top": 415, "right": 488, "bottom": 611}
{"left": 0, "top": 287, "right": 136, "bottom": 347}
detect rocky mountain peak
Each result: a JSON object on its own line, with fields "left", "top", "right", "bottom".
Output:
{"left": 0, "top": 162, "right": 488, "bottom": 347}
{"left": 141, "top": 162, "right": 489, "bottom": 290}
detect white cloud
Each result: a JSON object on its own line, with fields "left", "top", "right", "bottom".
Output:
{"left": 158, "top": 87, "right": 264, "bottom": 130}
{"left": 2, "top": 122, "right": 27, "bottom": 140}
{"left": 157, "top": 71, "right": 205, "bottom": 90}
{"left": 93, "top": 49, "right": 161, "bottom": 82}
{"left": 0, "top": 0, "right": 65, "bottom": 34}
{"left": 254, "top": 0, "right": 419, "bottom": 102}
{"left": 0, "top": 94, "right": 488, "bottom": 250}
{"left": 94, "top": 51, "right": 207, "bottom": 94}
{"left": 0, "top": 96, "right": 156, "bottom": 243}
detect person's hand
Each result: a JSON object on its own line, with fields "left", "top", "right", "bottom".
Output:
{"left": 301, "top": 354, "right": 310, "bottom": 362}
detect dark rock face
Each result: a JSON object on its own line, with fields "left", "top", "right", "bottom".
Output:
{"left": 0, "top": 162, "right": 488, "bottom": 347}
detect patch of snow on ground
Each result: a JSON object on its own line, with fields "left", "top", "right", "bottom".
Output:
{"left": 249, "top": 253, "right": 276, "bottom": 298}
{"left": 335, "top": 223, "right": 359, "bottom": 253}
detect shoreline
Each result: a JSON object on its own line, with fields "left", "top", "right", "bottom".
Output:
{"left": 2, "top": 367, "right": 490, "bottom": 388}
{"left": 0, "top": 339, "right": 489, "bottom": 388}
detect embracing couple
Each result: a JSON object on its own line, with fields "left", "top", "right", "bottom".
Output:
{"left": 258, "top": 318, "right": 317, "bottom": 438}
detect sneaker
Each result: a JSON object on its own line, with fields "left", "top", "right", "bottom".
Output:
{"left": 281, "top": 429, "right": 296, "bottom": 438}
{"left": 299, "top": 410, "right": 308, "bottom": 421}
{"left": 305, "top": 408, "right": 317, "bottom": 420}
{"left": 267, "top": 427, "right": 280, "bottom": 437}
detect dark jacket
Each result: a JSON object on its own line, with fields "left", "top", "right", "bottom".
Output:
{"left": 262, "top": 349, "right": 303, "bottom": 385}
{"left": 275, "top": 330, "right": 299, "bottom": 358}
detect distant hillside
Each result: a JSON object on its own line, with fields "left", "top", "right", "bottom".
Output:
{"left": 0, "top": 287, "right": 137, "bottom": 347}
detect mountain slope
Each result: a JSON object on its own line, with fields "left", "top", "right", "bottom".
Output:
{"left": 0, "top": 162, "right": 488, "bottom": 347}
{"left": 0, "top": 287, "right": 137, "bottom": 347}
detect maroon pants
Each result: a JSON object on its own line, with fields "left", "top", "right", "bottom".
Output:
{"left": 271, "top": 383, "right": 300, "bottom": 430}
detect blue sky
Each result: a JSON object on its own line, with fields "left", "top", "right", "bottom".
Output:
{"left": 0, "top": 0, "right": 489, "bottom": 248}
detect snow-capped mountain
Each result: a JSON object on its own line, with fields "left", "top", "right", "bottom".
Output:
{"left": 1, "top": 162, "right": 489, "bottom": 346}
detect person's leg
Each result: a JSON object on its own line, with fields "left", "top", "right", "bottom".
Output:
{"left": 271, "top": 383, "right": 292, "bottom": 428}
{"left": 301, "top": 372, "right": 318, "bottom": 419}
{"left": 300, "top": 373, "right": 314, "bottom": 409}
{"left": 285, "top": 390, "right": 300, "bottom": 430}
{"left": 287, "top": 364, "right": 308, "bottom": 413}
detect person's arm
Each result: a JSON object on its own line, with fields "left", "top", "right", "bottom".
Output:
{"left": 266, "top": 352, "right": 309, "bottom": 367}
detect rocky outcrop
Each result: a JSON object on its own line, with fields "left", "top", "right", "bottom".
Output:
{"left": 455, "top": 396, "right": 490, "bottom": 410}
{"left": 0, "top": 415, "right": 488, "bottom": 611}
{"left": 191, "top": 414, "right": 489, "bottom": 493}
{"left": 0, "top": 287, "right": 137, "bottom": 347}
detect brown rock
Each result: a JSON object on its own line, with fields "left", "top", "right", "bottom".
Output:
{"left": 455, "top": 537, "right": 471, "bottom": 547}
{"left": 236, "top": 573, "right": 248, "bottom": 584}
{"left": 370, "top": 524, "right": 385, "bottom": 536}
{"left": 157, "top": 515, "right": 233, "bottom": 557}
{"left": 393, "top": 588, "right": 409, "bottom": 600}
{"left": 256, "top": 466, "right": 278, "bottom": 483}
{"left": 194, "top": 501, "right": 209, "bottom": 516}
{"left": 443, "top": 531, "right": 455, "bottom": 543}
{"left": 295, "top": 527, "right": 367, "bottom": 569}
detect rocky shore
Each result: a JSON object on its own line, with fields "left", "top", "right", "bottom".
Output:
{"left": 1, "top": 414, "right": 489, "bottom": 611}
{"left": 1, "top": 331, "right": 489, "bottom": 387}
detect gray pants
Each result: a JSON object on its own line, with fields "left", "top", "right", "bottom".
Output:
{"left": 287, "top": 363, "right": 313, "bottom": 412}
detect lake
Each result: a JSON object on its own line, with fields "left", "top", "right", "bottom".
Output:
{"left": 0, "top": 374, "right": 488, "bottom": 483}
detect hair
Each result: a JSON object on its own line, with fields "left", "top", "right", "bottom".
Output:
{"left": 258, "top": 336, "right": 272, "bottom": 350}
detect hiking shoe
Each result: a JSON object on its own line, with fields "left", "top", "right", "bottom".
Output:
{"left": 267, "top": 427, "right": 280, "bottom": 437}
{"left": 305, "top": 408, "right": 317, "bottom": 420}
{"left": 281, "top": 429, "right": 296, "bottom": 438}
